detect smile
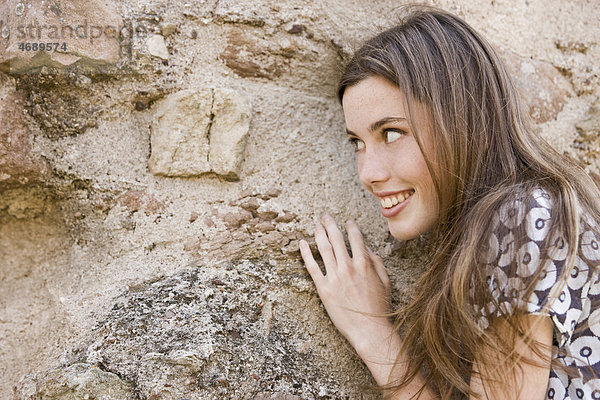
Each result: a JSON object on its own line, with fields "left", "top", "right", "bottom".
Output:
{"left": 380, "top": 189, "right": 415, "bottom": 208}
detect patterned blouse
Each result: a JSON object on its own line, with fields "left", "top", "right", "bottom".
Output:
{"left": 476, "top": 187, "right": 600, "bottom": 399}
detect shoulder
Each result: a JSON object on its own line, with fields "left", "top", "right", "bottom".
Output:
{"left": 485, "top": 186, "right": 559, "bottom": 268}
{"left": 479, "top": 185, "right": 600, "bottom": 331}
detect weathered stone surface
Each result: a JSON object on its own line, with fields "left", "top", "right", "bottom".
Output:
{"left": 254, "top": 392, "right": 303, "bottom": 400}
{"left": 23, "top": 264, "right": 372, "bottom": 399}
{"left": 15, "top": 363, "right": 136, "bottom": 400}
{"left": 0, "top": 77, "right": 49, "bottom": 188}
{"left": 501, "top": 49, "right": 573, "bottom": 123}
{"left": 116, "top": 190, "right": 166, "bottom": 216}
{"left": 258, "top": 209, "right": 279, "bottom": 221}
{"left": 149, "top": 88, "right": 251, "bottom": 180}
{"left": 2, "top": 1, "right": 599, "bottom": 399}
{"left": 146, "top": 34, "right": 169, "bottom": 60}
{"left": 10, "top": 66, "right": 112, "bottom": 139}
{"left": 209, "top": 88, "right": 252, "bottom": 179}
{"left": 148, "top": 89, "right": 213, "bottom": 176}
{"left": 220, "top": 209, "right": 253, "bottom": 228}
{"left": 275, "top": 211, "right": 298, "bottom": 223}
{"left": 238, "top": 196, "right": 261, "bottom": 214}
{"left": 0, "top": 0, "right": 122, "bottom": 74}
{"left": 160, "top": 23, "right": 177, "bottom": 37}
{"left": 574, "top": 102, "right": 600, "bottom": 164}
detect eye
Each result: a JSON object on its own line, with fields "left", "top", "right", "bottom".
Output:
{"left": 348, "top": 137, "right": 365, "bottom": 151}
{"left": 384, "top": 129, "right": 405, "bottom": 143}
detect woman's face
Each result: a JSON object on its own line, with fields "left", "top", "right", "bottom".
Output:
{"left": 342, "top": 75, "right": 439, "bottom": 241}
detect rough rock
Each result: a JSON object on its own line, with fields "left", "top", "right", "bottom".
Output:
{"left": 209, "top": 88, "right": 252, "bottom": 179}
{"left": 258, "top": 209, "right": 279, "bottom": 221}
{"left": 220, "top": 209, "right": 253, "bottom": 228}
{"left": 15, "top": 363, "right": 136, "bottom": 400}
{"left": 16, "top": 264, "right": 374, "bottom": 399}
{"left": 238, "top": 196, "right": 261, "bottom": 214}
{"left": 274, "top": 211, "right": 297, "bottom": 223}
{"left": 2, "top": 1, "right": 599, "bottom": 399}
{"left": 574, "top": 102, "right": 600, "bottom": 164}
{"left": 501, "top": 49, "right": 573, "bottom": 123}
{"left": 252, "top": 220, "right": 277, "bottom": 233}
{"left": 0, "top": 0, "right": 122, "bottom": 74}
{"left": 254, "top": 392, "right": 303, "bottom": 400}
{"left": 146, "top": 34, "right": 169, "bottom": 60}
{"left": 0, "top": 76, "right": 49, "bottom": 188}
{"left": 149, "top": 88, "right": 252, "bottom": 180}
{"left": 148, "top": 89, "right": 213, "bottom": 176}
{"left": 116, "top": 190, "right": 166, "bottom": 216}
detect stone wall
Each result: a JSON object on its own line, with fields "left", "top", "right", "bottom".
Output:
{"left": 1, "top": 0, "right": 598, "bottom": 399}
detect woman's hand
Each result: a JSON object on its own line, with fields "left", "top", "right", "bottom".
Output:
{"left": 299, "top": 214, "right": 393, "bottom": 352}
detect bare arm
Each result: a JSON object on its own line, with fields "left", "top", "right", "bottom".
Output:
{"left": 299, "top": 215, "right": 438, "bottom": 399}
{"left": 300, "top": 215, "right": 552, "bottom": 400}
{"left": 469, "top": 314, "right": 553, "bottom": 400}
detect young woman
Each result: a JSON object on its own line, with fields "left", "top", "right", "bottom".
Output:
{"left": 299, "top": 5, "right": 600, "bottom": 400}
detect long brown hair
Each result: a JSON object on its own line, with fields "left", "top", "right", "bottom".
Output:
{"left": 338, "top": 5, "right": 600, "bottom": 399}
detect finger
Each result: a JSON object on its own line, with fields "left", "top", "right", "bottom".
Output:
{"left": 345, "top": 219, "right": 370, "bottom": 264}
{"left": 314, "top": 223, "right": 338, "bottom": 275}
{"left": 320, "top": 214, "right": 352, "bottom": 266}
{"left": 365, "top": 244, "right": 391, "bottom": 291}
{"left": 299, "top": 239, "right": 324, "bottom": 284}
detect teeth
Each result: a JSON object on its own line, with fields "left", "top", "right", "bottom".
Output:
{"left": 380, "top": 191, "right": 414, "bottom": 209}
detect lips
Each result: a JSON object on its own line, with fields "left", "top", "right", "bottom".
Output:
{"left": 376, "top": 189, "right": 415, "bottom": 218}
{"left": 375, "top": 189, "right": 415, "bottom": 208}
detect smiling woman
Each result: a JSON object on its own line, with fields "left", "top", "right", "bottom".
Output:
{"left": 343, "top": 76, "right": 438, "bottom": 241}
{"left": 299, "top": 4, "right": 600, "bottom": 400}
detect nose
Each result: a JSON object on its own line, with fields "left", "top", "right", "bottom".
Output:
{"left": 358, "top": 147, "right": 390, "bottom": 187}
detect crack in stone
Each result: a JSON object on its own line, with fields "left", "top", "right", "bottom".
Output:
{"left": 206, "top": 88, "right": 216, "bottom": 167}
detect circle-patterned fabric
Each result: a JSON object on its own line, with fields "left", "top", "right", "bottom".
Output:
{"left": 477, "top": 188, "right": 600, "bottom": 399}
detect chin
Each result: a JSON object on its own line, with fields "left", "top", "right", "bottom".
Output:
{"left": 388, "top": 223, "right": 420, "bottom": 241}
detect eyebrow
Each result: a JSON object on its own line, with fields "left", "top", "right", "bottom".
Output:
{"left": 346, "top": 117, "right": 408, "bottom": 137}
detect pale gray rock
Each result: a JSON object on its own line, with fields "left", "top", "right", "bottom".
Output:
{"left": 17, "top": 262, "right": 374, "bottom": 399}
{"left": 146, "top": 34, "right": 169, "bottom": 60}
{"left": 149, "top": 88, "right": 252, "bottom": 180}
{"left": 15, "top": 363, "right": 136, "bottom": 400}
{"left": 209, "top": 88, "right": 252, "bottom": 179}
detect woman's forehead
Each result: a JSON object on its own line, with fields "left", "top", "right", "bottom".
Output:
{"left": 342, "top": 77, "right": 408, "bottom": 128}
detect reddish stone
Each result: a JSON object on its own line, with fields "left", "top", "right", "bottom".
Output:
{"left": 257, "top": 210, "right": 278, "bottom": 221}
{"left": 0, "top": 83, "right": 49, "bottom": 188}
{"left": 220, "top": 30, "right": 285, "bottom": 80}
{"left": 258, "top": 231, "right": 289, "bottom": 247}
{"left": 0, "top": 0, "right": 122, "bottom": 74}
{"left": 501, "top": 49, "right": 572, "bottom": 123}
{"left": 252, "top": 221, "right": 276, "bottom": 233}
{"left": 116, "top": 190, "right": 166, "bottom": 216}
{"left": 239, "top": 196, "right": 260, "bottom": 213}
{"left": 221, "top": 209, "right": 253, "bottom": 229}
{"left": 274, "top": 211, "right": 297, "bottom": 223}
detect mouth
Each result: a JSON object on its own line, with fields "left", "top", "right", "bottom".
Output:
{"left": 377, "top": 189, "right": 415, "bottom": 218}
{"left": 378, "top": 189, "right": 415, "bottom": 209}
